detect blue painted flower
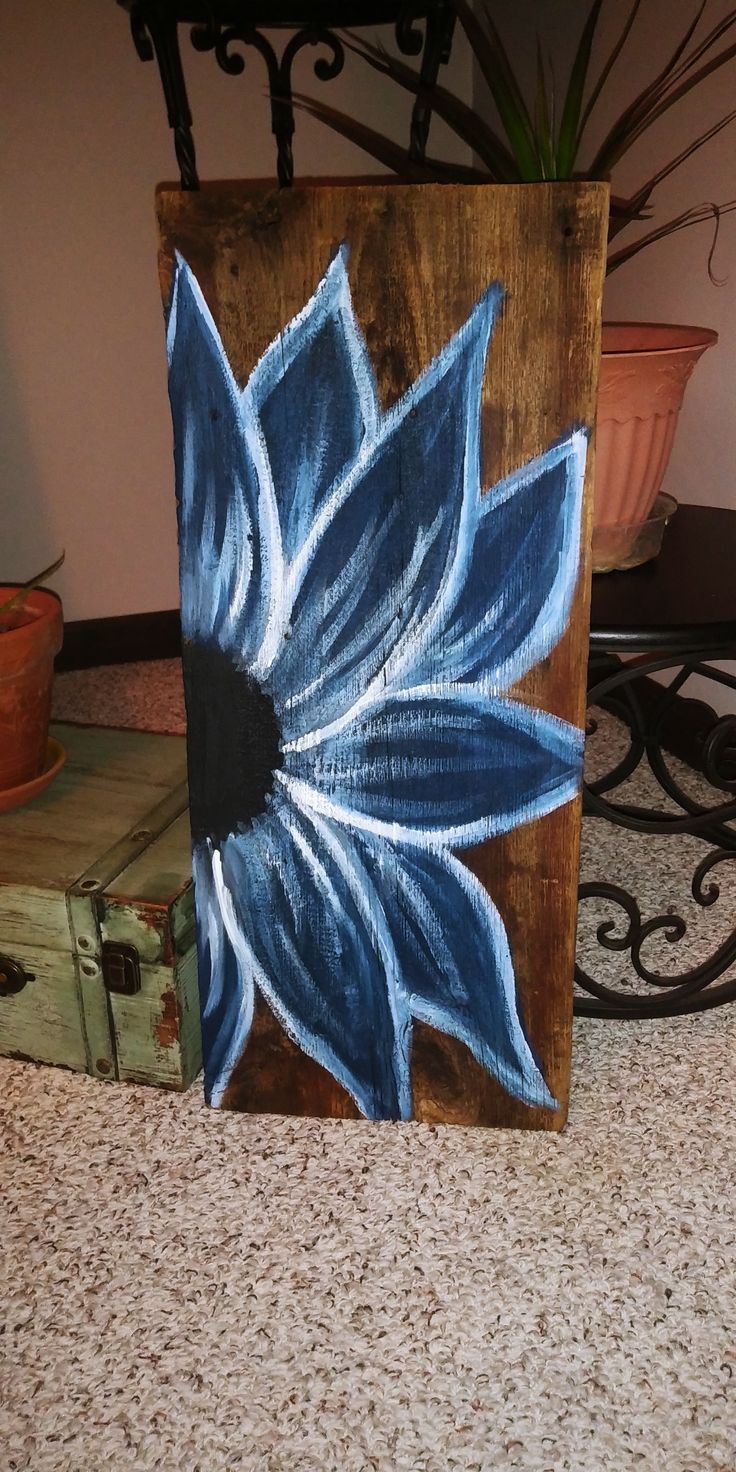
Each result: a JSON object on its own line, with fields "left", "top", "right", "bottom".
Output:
{"left": 166, "top": 246, "right": 588, "bottom": 1119}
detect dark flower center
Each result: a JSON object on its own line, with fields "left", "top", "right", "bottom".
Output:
{"left": 182, "top": 641, "right": 283, "bottom": 845}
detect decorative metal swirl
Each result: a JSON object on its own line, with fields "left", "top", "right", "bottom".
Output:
{"left": 122, "top": 2, "right": 455, "bottom": 188}
{"left": 191, "top": 19, "right": 345, "bottom": 186}
{"left": 395, "top": 0, "right": 455, "bottom": 162}
{"left": 130, "top": 10, "right": 154, "bottom": 61}
{"left": 395, "top": 2, "right": 426, "bottom": 55}
{"left": 585, "top": 653, "right": 736, "bottom": 846}
{"left": 575, "top": 857, "right": 736, "bottom": 1016}
{"left": 577, "top": 652, "right": 736, "bottom": 1018}
{"left": 127, "top": 4, "right": 199, "bottom": 189}
{"left": 702, "top": 712, "right": 736, "bottom": 791}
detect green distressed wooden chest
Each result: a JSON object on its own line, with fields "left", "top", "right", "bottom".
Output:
{"left": 0, "top": 723, "right": 201, "bottom": 1090}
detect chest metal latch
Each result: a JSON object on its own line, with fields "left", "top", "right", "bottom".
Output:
{"left": 101, "top": 942, "right": 141, "bottom": 996}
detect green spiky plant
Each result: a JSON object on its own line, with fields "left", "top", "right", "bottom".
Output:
{"left": 294, "top": 0, "right": 736, "bottom": 274}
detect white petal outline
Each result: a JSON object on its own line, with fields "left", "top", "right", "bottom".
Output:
{"left": 296, "top": 807, "right": 413, "bottom": 1120}
{"left": 167, "top": 253, "right": 285, "bottom": 672}
{"left": 260, "top": 282, "right": 504, "bottom": 684}
{"left": 248, "top": 243, "right": 379, "bottom": 450}
{"left": 201, "top": 841, "right": 257, "bottom": 1108}
{"left": 471, "top": 428, "right": 588, "bottom": 694}
{"left": 386, "top": 844, "right": 557, "bottom": 1110}
{"left": 279, "top": 686, "right": 583, "bottom": 849}
{"left": 192, "top": 841, "right": 226, "bottom": 1023}
{"left": 280, "top": 504, "right": 443, "bottom": 732}
{"left": 220, "top": 800, "right": 413, "bottom": 1120}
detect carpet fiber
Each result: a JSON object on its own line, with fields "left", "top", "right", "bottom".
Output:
{"left": 2, "top": 660, "right": 734, "bottom": 1472}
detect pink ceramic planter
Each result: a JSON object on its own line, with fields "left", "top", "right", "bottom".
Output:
{"left": 594, "top": 322, "right": 718, "bottom": 544}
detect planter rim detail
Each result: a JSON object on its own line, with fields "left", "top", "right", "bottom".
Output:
{"left": 601, "top": 322, "right": 719, "bottom": 357}
{"left": 0, "top": 586, "right": 62, "bottom": 650}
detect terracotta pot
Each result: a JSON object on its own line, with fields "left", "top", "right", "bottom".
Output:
{"left": 594, "top": 322, "right": 718, "bottom": 533}
{"left": 0, "top": 587, "right": 63, "bottom": 792}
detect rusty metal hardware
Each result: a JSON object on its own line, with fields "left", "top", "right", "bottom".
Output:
{"left": 0, "top": 954, "right": 34, "bottom": 997}
{"left": 101, "top": 942, "right": 142, "bottom": 997}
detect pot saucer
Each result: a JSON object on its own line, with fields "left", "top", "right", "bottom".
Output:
{"left": 0, "top": 737, "right": 67, "bottom": 815}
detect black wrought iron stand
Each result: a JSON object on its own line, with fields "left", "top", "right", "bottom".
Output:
{"left": 576, "top": 503, "right": 736, "bottom": 1018}
{"left": 118, "top": 2, "right": 455, "bottom": 188}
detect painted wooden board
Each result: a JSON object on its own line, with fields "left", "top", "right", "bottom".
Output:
{"left": 157, "top": 179, "right": 608, "bottom": 1128}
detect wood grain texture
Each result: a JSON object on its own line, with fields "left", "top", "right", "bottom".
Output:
{"left": 0, "top": 724, "right": 199, "bottom": 1091}
{"left": 158, "top": 179, "right": 608, "bottom": 1129}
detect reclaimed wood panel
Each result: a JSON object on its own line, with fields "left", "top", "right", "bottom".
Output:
{"left": 158, "top": 179, "right": 608, "bottom": 1128}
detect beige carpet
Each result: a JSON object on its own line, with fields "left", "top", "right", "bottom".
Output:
{"left": 1, "top": 660, "right": 734, "bottom": 1472}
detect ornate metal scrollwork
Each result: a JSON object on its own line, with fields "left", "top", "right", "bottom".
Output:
{"left": 127, "top": 4, "right": 200, "bottom": 189}
{"left": 120, "top": 2, "right": 455, "bottom": 189}
{"left": 191, "top": 17, "right": 345, "bottom": 186}
{"left": 575, "top": 858, "right": 736, "bottom": 1016}
{"left": 395, "top": 1, "right": 455, "bottom": 161}
{"left": 575, "top": 653, "right": 736, "bottom": 1017}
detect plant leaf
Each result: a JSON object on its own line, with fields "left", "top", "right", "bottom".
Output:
{"left": 589, "top": 4, "right": 736, "bottom": 175}
{"left": 455, "top": 0, "right": 541, "bottom": 180}
{"left": 291, "top": 93, "right": 486, "bottom": 183}
{"left": 534, "top": 41, "right": 555, "bottom": 179}
{"left": 578, "top": 0, "right": 643, "bottom": 135}
{"left": 606, "top": 198, "right": 736, "bottom": 273}
{"left": 605, "top": 193, "right": 653, "bottom": 241}
{"left": 589, "top": 0, "right": 708, "bottom": 173}
{"left": 0, "top": 550, "right": 65, "bottom": 620}
{"left": 604, "top": 33, "right": 736, "bottom": 173}
{"left": 555, "top": 0, "right": 604, "bottom": 177}
{"left": 623, "top": 107, "right": 736, "bottom": 216}
{"left": 340, "top": 33, "right": 518, "bottom": 180}
{"left": 653, "top": 5, "right": 736, "bottom": 90}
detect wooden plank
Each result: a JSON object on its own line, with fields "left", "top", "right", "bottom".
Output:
{"left": 0, "top": 940, "right": 86, "bottom": 1071}
{"left": 0, "top": 725, "right": 187, "bottom": 892}
{"left": 102, "top": 810, "right": 194, "bottom": 964}
{"left": 109, "top": 948, "right": 201, "bottom": 1090}
{"left": 0, "top": 886, "right": 69, "bottom": 954}
{"left": 157, "top": 179, "right": 608, "bottom": 1128}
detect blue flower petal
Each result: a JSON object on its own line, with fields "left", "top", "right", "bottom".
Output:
{"left": 219, "top": 803, "right": 412, "bottom": 1120}
{"left": 419, "top": 431, "right": 588, "bottom": 689}
{"left": 249, "top": 246, "right": 379, "bottom": 565}
{"left": 283, "top": 687, "right": 583, "bottom": 847}
{"left": 192, "top": 841, "right": 256, "bottom": 1107}
{"left": 269, "top": 284, "right": 504, "bottom": 743}
{"left": 359, "top": 838, "right": 556, "bottom": 1109}
{"left": 167, "top": 256, "right": 283, "bottom": 666}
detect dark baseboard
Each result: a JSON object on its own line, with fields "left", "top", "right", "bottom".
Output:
{"left": 57, "top": 609, "right": 182, "bottom": 672}
{"left": 57, "top": 609, "right": 733, "bottom": 782}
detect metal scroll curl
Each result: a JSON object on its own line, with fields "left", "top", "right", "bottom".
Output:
{"left": 122, "top": 2, "right": 455, "bottom": 189}
{"left": 190, "top": 19, "right": 345, "bottom": 186}
{"left": 575, "top": 857, "right": 736, "bottom": 1016}
{"left": 577, "top": 653, "right": 736, "bottom": 1017}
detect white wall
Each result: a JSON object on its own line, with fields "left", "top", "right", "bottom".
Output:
{"left": 0, "top": 0, "right": 472, "bottom": 621}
